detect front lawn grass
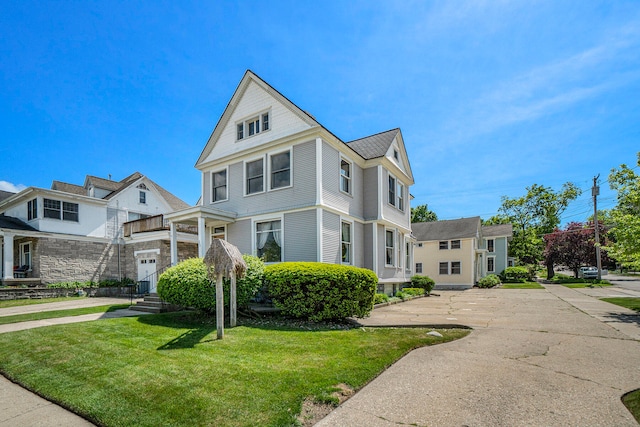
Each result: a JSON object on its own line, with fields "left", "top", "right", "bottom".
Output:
{"left": 0, "top": 312, "right": 469, "bottom": 427}
{"left": 500, "top": 282, "right": 544, "bottom": 289}
{"left": 601, "top": 297, "right": 640, "bottom": 313}
{"left": 0, "top": 295, "right": 87, "bottom": 309}
{"left": 623, "top": 389, "right": 640, "bottom": 423}
{"left": 561, "top": 281, "right": 612, "bottom": 288}
{"left": 0, "top": 304, "right": 130, "bottom": 325}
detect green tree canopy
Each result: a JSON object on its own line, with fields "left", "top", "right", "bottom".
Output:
{"left": 495, "top": 183, "right": 581, "bottom": 265}
{"left": 411, "top": 203, "right": 438, "bottom": 223}
{"left": 605, "top": 152, "right": 640, "bottom": 270}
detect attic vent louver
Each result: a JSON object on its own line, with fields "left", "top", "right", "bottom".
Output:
{"left": 137, "top": 183, "right": 148, "bottom": 190}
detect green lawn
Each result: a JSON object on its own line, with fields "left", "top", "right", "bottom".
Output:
{"left": 500, "top": 282, "right": 544, "bottom": 289}
{"left": 0, "top": 295, "right": 88, "bottom": 309}
{"left": 0, "top": 304, "right": 130, "bottom": 325}
{"left": 601, "top": 297, "right": 640, "bottom": 313}
{"left": 561, "top": 282, "right": 612, "bottom": 288}
{"left": 0, "top": 312, "right": 469, "bottom": 426}
{"left": 623, "top": 389, "right": 640, "bottom": 423}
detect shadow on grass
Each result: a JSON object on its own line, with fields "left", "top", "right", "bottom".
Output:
{"left": 157, "top": 327, "right": 217, "bottom": 350}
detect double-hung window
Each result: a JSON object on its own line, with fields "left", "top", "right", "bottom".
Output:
{"left": 340, "top": 159, "right": 351, "bottom": 194}
{"left": 63, "top": 202, "right": 79, "bottom": 222}
{"left": 388, "top": 175, "right": 396, "bottom": 205}
{"left": 27, "top": 198, "right": 37, "bottom": 221}
{"left": 139, "top": 191, "right": 146, "bottom": 204}
{"left": 397, "top": 182, "right": 404, "bottom": 211}
{"left": 270, "top": 151, "right": 290, "bottom": 189}
{"left": 212, "top": 169, "right": 227, "bottom": 202}
{"left": 44, "top": 198, "right": 61, "bottom": 219}
{"left": 341, "top": 221, "right": 352, "bottom": 264}
{"left": 385, "top": 229, "right": 395, "bottom": 266}
{"left": 248, "top": 117, "right": 260, "bottom": 136}
{"left": 20, "top": 242, "right": 31, "bottom": 268}
{"left": 246, "top": 159, "right": 264, "bottom": 195}
{"left": 416, "top": 262, "right": 423, "bottom": 274}
{"left": 451, "top": 240, "right": 461, "bottom": 249}
{"left": 487, "top": 257, "right": 495, "bottom": 273}
{"left": 487, "top": 239, "right": 495, "bottom": 253}
{"left": 439, "top": 241, "right": 448, "bottom": 250}
{"left": 451, "top": 261, "right": 461, "bottom": 274}
{"left": 439, "top": 262, "right": 449, "bottom": 275}
{"left": 405, "top": 241, "right": 411, "bottom": 271}
{"left": 256, "top": 220, "right": 282, "bottom": 262}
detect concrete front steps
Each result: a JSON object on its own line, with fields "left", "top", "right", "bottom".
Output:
{"left": 129, "top": 293, "right": 180, "bottom": 314}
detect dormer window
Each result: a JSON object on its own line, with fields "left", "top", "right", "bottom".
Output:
{"left": 237, "top": 111, "right": 270, "bottom": 141}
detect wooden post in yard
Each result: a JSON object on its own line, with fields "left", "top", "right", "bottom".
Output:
{"left": 216, "top": 271, "right": 224, "bottom": 339}
{"left": 230, "top": 271, "right": 237, "bottom": 327}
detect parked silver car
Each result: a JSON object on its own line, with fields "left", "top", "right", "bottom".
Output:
{"left": 578, "top": 266, "right": 598, "bottom": 279}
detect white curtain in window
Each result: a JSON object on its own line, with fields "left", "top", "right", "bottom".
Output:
{"left": 257, "top": 222, "right": 271, "bottom": 250}
{"left": 272, "top": 221, "right": 282, "bottom": 247}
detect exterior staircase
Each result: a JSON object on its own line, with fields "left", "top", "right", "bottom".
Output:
{"left": 130, "top": 293, "right": 179, "bottom": 314}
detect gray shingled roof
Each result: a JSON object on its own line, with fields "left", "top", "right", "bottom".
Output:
{"left": 0, "top": 190, "right": 15, "bottom": 203}
{"left": 86, "top": 175, "right": 122, "bottom": 192}
{"left": 51, "top": 181, "right": 86, "bottom": 196}
{"left": 482, "top": 224, "right": 513, "bottom": 238}
{"left": 346, "top": 129, "right": 399, "bottom": 160}
{"left": 0, "top": 215, "right": 37, "bottom": 231}
{"left": 412, "top": 217, "right": 481, "bottom": 241}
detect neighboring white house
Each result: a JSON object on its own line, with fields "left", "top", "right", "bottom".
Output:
{"left": 0, "top": 172, "right": 197, "bottom": 290}
{"left": 166, "top": 70, "right": 415, "bottom": 294}
{"left": 412, "top": 217, "right": 512, "bottom": 289}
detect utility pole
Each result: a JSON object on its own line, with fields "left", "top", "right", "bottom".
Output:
{"left": 593, "top": 175, "right": 602, "bottom": 280}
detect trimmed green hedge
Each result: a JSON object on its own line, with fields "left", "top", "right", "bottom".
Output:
{"left": 411, "top": 275, "right": 435, "bottom": 295}
{"left": 401, "top": 287, "right": 426, "bottom": 297}
{"left": 477, "top": 274, "right": 501, "bottom": 288}
{"left": 373, "top": 293, "right": 389, "bottom": 304}
{"left": 157, "top": 256, "right": 264, "bottom": 314}
{"left": 264, "top": 262, "right": 378, "bottom": 321}
{"left": 500, "top": 266, "right": 531, "bottom": 283}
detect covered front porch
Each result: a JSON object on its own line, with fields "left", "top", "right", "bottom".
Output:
{"left": 164, "top": 206, "right": 237, "bottom": 264}
{"left": 1, "top": 216, "right": 40, "bottom": 285}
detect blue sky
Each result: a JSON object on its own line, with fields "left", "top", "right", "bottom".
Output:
{"left": 1, "top": 1, "right": 639, "bottom": 223}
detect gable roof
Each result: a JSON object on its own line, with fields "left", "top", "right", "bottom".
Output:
{"left": 412, "top": 217, "right": 481, "bottom": 241}
{"left": 0, "top": 190, "right": 15, "bottom": 203}
{"left": 0, "top": 214, "right": 37, "bottom": 232}
{"left": 51, "top": 172, "right": 190, "bottom": 211}
{"left": 346, "top": 129, "right": 400, "bottom": 160}
{"left": 482, "top": 224, "right": 513, "bottom": 238}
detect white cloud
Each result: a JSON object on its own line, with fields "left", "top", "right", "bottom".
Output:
{"left": 0, "top": 181, "right": 26, "bottom": 193}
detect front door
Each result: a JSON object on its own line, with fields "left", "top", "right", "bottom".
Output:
{"left": 137, "top": 256, "right": 158, "bottom": 293}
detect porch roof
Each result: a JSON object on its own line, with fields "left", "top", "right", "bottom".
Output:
{"left": 164, "top": 205, "right": 237, "bottom": 226}
{"left": 0, "top": 215, "right": 37, "bottom": 232}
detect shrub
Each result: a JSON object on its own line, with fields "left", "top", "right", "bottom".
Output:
{"left": 48, "top": 281, "right": 97, "bottom": 289}
{"left": 157, "top": 256, "right": 264, "bottom": 314}
{"left": 499, "top": 266, "right": 530, "bottom": 283}
{"left": 373, "top": 293, "right": 389, "bottom": 305}
{"left": 264, "top": 262, "right": 377, "bottom": 321}
{"left": 394, "top": 291, "right": 407, "bottom": 300}
{"left": 98, "top": 278, "right": 135, "bottom": 287}
{"left": 401, "top": 287, "right": 425, "bottom": 297}
{"left": 411, "top": 275, "right": 435, "bottom": 295}
{"left": 477, "top": 274, "right": 501, "bottom": 288}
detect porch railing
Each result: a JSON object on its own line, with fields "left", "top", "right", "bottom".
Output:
{"left": 123, "top": 215, "right": 198, "bottom": 237}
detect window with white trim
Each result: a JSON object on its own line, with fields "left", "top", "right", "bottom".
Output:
{"left": 439, "top": 241, "right": 448, "bottom": 250}
{"left": 27, "top": 198, "right": 37, "bottom": 221}
{"left": 20, "top": 242, "right": 31, "bottom": 268}
{"left": 340, "top": 158, "right": 351, "bottom": 194}
{"left": 439, "top": 262, "right": 448, "bottom": 275}
{"left": 487, "top": 239, "right": 495, "bottom": 253}
{"left": 43, "top": 198, "right": 78, "bottom": 222}
{"left": 212, "top": 169, "right": 227, "bottom": 202}
{"left": 246, "top": 158, "right": 264, "bottom": 195}
{"left": 416, "top": 262, "right": 423, "bottom": 274}
{"left": 487, "top": 256, "right": 495, "bottom": 273}
{"left": 405, "top": 241, "right": 411, "bottom": 271}
{"left": 256, "top": 220, "right": 282, "bottom": 262}
{"left": 388, "top": 175, "right": 396, "bottom": 205}
{"left": 385, "top": 229, "right": 395, "bottom": 266}
{"left": 236, "top": 111, "right": 270, "bottom": 141}
{"left": 270, "top": 151, "right": 291, "bottom": 189}
{"left": 397, "top": 182, "right": 405, "bottom": 211}
{"left": 139, "top": 191, "right": 146, "bottom": 204}
{"left": 341, "top": 221, "right": 352, "bottom": 264}
{"left": 451, "top": 240, "right": 461, "bottom": 249}
{"left": 451, "top": 261, "right": 461, "bottom": 275}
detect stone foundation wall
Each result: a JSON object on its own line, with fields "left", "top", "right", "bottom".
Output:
{"left": 0, "top": 287, "right": 78, "bottom": 301}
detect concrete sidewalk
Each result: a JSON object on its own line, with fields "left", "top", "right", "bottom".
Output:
{"left": 317, "top": 284, "right": 640, "bottom": 426}
{"left": 0, "top": 297, "right": 148, "bottom": 426}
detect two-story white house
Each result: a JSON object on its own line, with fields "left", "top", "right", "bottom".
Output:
{"left": 0, "top": 172, "right": 197, "bottom": 290}
{"left": 166, "top": 70, "right": 415, "bottom": 294}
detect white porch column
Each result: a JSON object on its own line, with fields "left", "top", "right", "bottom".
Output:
{"left": 198, "top": 217, "right": 206, "bottom": 258}
{"left": 170, "top": 222, "right": 178, "bottom": 266}
{"left": 2, "top": 232, "right": 15, "bottom": 280}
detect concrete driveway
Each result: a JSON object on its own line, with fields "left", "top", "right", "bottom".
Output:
{"left": 317, "top": 283, "right": 640, "bottom": 426}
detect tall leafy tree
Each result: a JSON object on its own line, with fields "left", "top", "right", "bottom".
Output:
{"left": 497, "top": 183, "right": 581, "bottom": 265}
{"left": 606, "top": 152, "right": 640, "bottom": 270}
{"left": 411, "top": 204, "right": 438, "bottom": 223}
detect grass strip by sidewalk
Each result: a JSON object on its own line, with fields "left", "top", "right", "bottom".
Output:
{"left": 0, "top": 311, "right": 469, "bottom": 427}
{"left": 501, "top": 282, "right": 544, "bottom": 289}
{"left": 0, "top": 304, "right": 131, "bottom": 325}
{"left": 601, "top": 297, "right": 640, "bottom": 313}
{"left": 0, "top": 296, "right": 88, "bottom": 309}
